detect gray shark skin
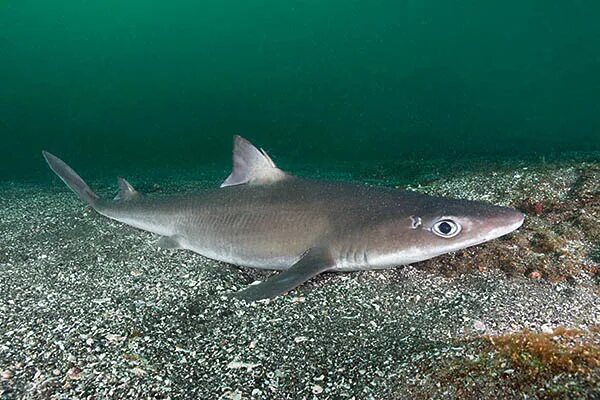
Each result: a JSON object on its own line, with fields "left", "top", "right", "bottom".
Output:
{"left": 43, "top": 136, "right": 524, "bottom": 301}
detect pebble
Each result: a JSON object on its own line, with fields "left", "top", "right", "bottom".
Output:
{"left": 131, "top": 367, "right": 146, "bottom": 377}
{"left": 312, "top": 384, "right": 324, "bottom": 394}
{"left": 541, "top": 323, "right": 554, "bottom": 334}
{"left": 473, "top": 320, "right": 486, "bottom": 332}
{"left": 294, "top": 336, "right": 308, "bottom": 343}
{"left": 105, "top": 333, "right": 126, "bottom": 343}
{"left": 67, "top": 367, "right": 82, "bottom": 380}
{"left": 226, "top": 361, "right": 260, "bottom": 371}
{"left": 1, "top": 370, "right": 13, "bottom": 380}
{"left": 529, "top": 270, "right": 542, "bottom": 279}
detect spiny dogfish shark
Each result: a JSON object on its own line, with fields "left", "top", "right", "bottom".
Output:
{"left": 43, "top": 136, "right": 524, "bottom": 301}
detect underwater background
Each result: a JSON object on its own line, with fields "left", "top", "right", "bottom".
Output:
{"left": 2, "top": 2, "right": 600, "bottom": 399}
{"left": 2, "top": 1, "right": 600, "bottom": 181}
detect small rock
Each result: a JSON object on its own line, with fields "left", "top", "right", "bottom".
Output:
{"left": 67, "top": 367, "right": 81, "bottom": 380}
{"left": 312, "top": 384, "right": 323, "bottom": 394}
{"left": 224, "top": 390, "right": 242, "bottom": 400}
{"left": 541, "top": 323, "right": 554, "bottom": 334}
{"left": 473, "top": 320, "right": 486, "bottom": 331}
{"left": 131, "top": 367, "right": 146, "bottom": 377}
{"left": 227, "top": 360, "right": 260, "bottom": 371}
{"left": 106, "top": 333, "right": 126, "bottom": 343}
{"left": 1, "top": 370, "right": 13, "bottom": 380}
{"left": 294, "top": 336, "right": 308, "bottom": 343}
{"left": 529, "top": 270, "right": 542, "bottom": 279}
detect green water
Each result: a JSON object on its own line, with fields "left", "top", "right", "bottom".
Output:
{"left": 2, "top": 1, "right": 599, "bottom": 181}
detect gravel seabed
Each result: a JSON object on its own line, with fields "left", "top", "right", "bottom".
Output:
{"left": 1, "top": 158, "right": 599, "bottom": 399}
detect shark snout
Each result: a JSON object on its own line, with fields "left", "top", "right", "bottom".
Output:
{"left": 501, "top": 208, "right": 525, "bottom": 230}
{"left": 480, "top": 208, "right": 524, "bottom": 241}
{"left": 510, "top": 210, "right": 526, "bottom": 228}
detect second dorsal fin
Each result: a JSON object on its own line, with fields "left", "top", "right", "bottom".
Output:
{"left": 220, "top": 135, "right": 288, "bottom": 188}
{"left": 114, "top": 177, "right": 141, "bottom": 201}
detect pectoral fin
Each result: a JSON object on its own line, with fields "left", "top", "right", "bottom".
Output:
{"left": 233, "top": 248, "right": 334, "bottom": 302}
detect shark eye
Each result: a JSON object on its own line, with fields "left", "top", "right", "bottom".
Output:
{"left": 432, "top": 219, "right": 461, "bottom": 238}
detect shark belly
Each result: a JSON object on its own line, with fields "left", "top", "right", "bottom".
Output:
{"left": 96, "top": 193, "right": 333, "bottom": 270}
{"left": 173, "top": 205, "right": 330, "bottom": 270}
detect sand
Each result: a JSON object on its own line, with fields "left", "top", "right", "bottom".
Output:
{"left": 1, "top": 157, "right": 599, "bottom": 399}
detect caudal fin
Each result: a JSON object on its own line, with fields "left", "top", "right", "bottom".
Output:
{"left": 42, "top": 151, "right": 99, "bottom": 207}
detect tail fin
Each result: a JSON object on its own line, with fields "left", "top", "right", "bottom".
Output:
{"left": 42, "top": 151, "right": 98, "bottom": 207}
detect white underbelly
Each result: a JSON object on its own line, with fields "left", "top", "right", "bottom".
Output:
{"left": 181, "top": 238, "right": 297, "bottom": 271}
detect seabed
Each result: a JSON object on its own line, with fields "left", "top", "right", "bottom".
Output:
{"left": 0, "top": 155, "right": 599, "bottom": 399}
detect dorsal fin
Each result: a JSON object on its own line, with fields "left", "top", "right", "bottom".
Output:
{"left": 220, "top": 135, "right": 288, "bottom": 188}
{"left": 114, "top": 177, "right": 141, "bottom": 201}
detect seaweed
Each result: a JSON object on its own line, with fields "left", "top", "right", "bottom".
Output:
{"left": 418, "top": 327, "right": 600, "bottom": 400}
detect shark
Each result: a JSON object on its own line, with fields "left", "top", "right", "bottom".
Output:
{"left": 43, "top": 136, "right": 524, "bottom": 301}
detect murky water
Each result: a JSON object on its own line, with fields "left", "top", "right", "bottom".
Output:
{"left": 1, "top": 1, "right": 599, "bottom": 181}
